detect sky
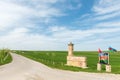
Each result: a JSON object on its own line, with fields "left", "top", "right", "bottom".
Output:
{"left": 0, "top": 0, "right": 120, "bottom": 51}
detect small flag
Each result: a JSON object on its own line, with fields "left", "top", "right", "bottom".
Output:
{"left": 98, "top": 48, "right": 102, "bottom": 53}
{"left": 108, "top": 47, "right": 117, "bottom": 52}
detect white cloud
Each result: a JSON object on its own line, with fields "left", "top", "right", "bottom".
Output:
{"left": 48, "top": 26, "right": 120, "bottom": 43}
{"left": 96, "top": 22, "right": 120, "bottom": 28}
{"left": 48, "top": 26, "right": 66, "bottom": 32}
{"left": 0, "top": 0, "right": 64, "bottom": 31}
{"left": 93, "top": 0, "right": 120, "bottom": 15}
{"left": 0, "top": 27, "right": 56, "bottom": 50}
{"left": 94, "top": 11, "right": 120, "bottom": 20}
{"left": 0, "top": 0, "right": 120, "bottom": 50}
{"left": 91, "top": 0, "right": 120, "bottom": 21}
{"left": 0, "top": 1, "right": 28, "bottom": 30}
{"left": 0, "top": 0, "right": 66, "bottom": 50}
{"left": 74, "top": 0, "right": 120, "bottom": 50}
{"left": 0, "top": 24, "right": 120, "bottom": 50}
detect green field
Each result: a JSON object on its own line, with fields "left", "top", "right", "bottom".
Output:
{"left": 15, "top": 51, "right": 120, "bottom": 74}
{"left": 0, "top": 49, "right": 12, "bottom": 65}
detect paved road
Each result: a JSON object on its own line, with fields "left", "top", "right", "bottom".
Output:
{"left": 0, "top": 53, "right": 120, "bottom": 80}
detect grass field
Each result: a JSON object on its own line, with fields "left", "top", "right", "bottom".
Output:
{"left": 15, "top": 51, "right": 120, "bottom": 74}
{"left": 0, "top": 49, "right": 12, "bottom": 65}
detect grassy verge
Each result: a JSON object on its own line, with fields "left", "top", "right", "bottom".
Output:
{"left": 0, "top": 49, "right": 12, "bottom": 65}
{"left": 15, "top": 50, "right": 120, "bottom": 74}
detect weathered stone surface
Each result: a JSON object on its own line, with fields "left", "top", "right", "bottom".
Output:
{"left": 106, "top": 65, "right": 111, "bottom": 72}
{"left": 68, "top": 42, "right": 74, "bottom": 56}
{"left": 67, "top": 42, "right": 87, "bottom": 68}
{"left": 67, "top": 56, "right": 86, "bottom": 61}
{"left": 97, "top": 63, "right": 101, "bottom": 71}
{"left": 67, "top": 56, "right": 87, "bottom": 68}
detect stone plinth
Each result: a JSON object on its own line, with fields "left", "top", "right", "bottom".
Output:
{"left": 106, "top": 65, "right": 111, "bottom": 72}
{"left": 67, "top": 56, "right": 87, "bottom": 68}
{"left": 97, "top": 63, "right": 101, "bottom": 71}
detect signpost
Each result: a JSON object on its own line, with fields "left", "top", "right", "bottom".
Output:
{"left": 97, "top": 49, "right": 111, "bottom": 72}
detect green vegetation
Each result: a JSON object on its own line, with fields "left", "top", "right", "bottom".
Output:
{"left": 15, "top": 51, "right": 120, "bottom": 74}
{"left": 0, "top": 49, "right": 12, "bottom": 65}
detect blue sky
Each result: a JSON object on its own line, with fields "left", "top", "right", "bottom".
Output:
{"left": 0, "top": 0, "right": 120, "bottom": 51}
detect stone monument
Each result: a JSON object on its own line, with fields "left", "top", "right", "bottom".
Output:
{"left": 66, "top": 42, "right": 87, "bottom": 68}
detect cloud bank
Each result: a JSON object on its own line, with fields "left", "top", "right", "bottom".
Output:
{"left": 0, "top": 0, "right": 120, "bottom": 51}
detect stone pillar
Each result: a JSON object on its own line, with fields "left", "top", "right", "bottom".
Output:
{"left": 68, "top": 42, "right": 74, "bottom": 56}
{"left": 97, "top": 63, "right": 101, "bottom": 71}
{"left": 106, "top": 65, "right": 111, "bottom": 72}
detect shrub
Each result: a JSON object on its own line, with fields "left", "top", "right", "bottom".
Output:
{"left": 0, "top": 48, "right": 12, "bottom": 65}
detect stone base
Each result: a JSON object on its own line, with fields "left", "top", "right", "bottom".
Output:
{"left": 67, "top": 56, "right": 87, "bottom": 68}
{"left": 97, "top": 63, "right": 101, "bottom": 71}
{"left": 106, "top": 65, "right": 111, "bottom": 72}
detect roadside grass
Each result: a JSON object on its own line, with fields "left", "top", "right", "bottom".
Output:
{"left": 0, "top": 49, "right": 12, "bottom": 65}
{"left": 15, "top": 51, "right": 120, "bottom": 74}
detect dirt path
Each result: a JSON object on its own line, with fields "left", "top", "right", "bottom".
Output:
{"left": 0, "top": 53, "right": 120, "bottom": 80}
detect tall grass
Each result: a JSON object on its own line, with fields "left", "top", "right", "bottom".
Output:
{"left": 15, "top": 51, "right": 120, "bottom": 74}
{"left": 0, "top": 49, "right": 12, "bottom": 65}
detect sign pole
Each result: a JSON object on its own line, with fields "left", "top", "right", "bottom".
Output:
{"left": 98, "top": 53, "right": 100, "bottom": 63}
{"left": 108, "top": 53, "right": 109, "bottom": 64}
